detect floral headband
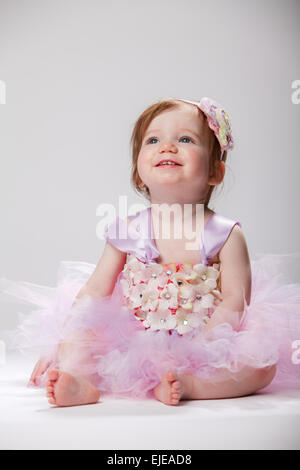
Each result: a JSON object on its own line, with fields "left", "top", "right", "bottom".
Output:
{"left": 176, "top": 97, "right": 234, "bottom": 159}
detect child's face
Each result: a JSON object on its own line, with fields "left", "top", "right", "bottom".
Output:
{"left": 137, "top": 103, "right": 214, "bottom": 203}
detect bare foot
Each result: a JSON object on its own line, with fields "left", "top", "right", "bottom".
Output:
{"left": 45, "top": 369, "right": 100, "bottom": 407}
{"left": 153, "top": 370, "right": 184, "bottom": 406}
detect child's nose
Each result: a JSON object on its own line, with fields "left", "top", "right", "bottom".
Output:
{"left": 159, "top": 141, "right": 178, "bottom": 153}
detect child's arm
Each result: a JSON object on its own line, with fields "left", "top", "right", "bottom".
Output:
{"left": 28, "top": 241, "right": 127, "bottom": 386}
{"left": 73, "top": 241, "right": 127, "bottom": 302}
{"left": 201, "top": 225, "right": 252, "bottom": 335}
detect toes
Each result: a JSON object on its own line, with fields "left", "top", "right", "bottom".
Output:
{"left": 46, "top": 378, "right": 56, "bottom": 387}
{"left": 47, "top": 369, "right": 59, "bottom": 381}
{"left": 166, "top": 370, "right": 178, "bottom": 382}
{"left": 46, "top": 383, "right": 55, "bottom": 397}
{"left": 48, "top": 397, "right": 56, "bottom": 405}
{"left": 171, "top": 391, "right": 180, "bottom": 401}
{"left": 172, "top": 381, "right": 181, "bottom": 391}
{"left": 170, "top": 394, "right": 180, "bottom": 405}
{"left": 171, "top": 381, "right": 182, "bottom": 404}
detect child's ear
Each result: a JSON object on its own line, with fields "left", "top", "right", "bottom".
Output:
{"left": 208, "top": 161, "right": 225, "bottom": 186}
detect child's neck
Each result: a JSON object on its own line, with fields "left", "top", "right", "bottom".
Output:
{"left": 149, "top": 200, "right": 212, "bottom": 219}
{"left": 149, "top": 200, "right": 213, "bottom": 234}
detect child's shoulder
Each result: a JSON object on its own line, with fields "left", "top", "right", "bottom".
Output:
{"left": 205, "top": 211, "right": 245, "bottom": 264}
{"left": 217, "top": 215, "right": 249, "bottom": 263}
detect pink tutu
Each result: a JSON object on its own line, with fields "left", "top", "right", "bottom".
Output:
{"left": 1, "top": 252, "right": 300, "bottom": 399}
{"left": 1, "top": 208, "right": 300, "bottom": 398}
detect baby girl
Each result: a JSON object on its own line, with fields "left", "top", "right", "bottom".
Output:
{"left": 2, "top": 96, "right": 299, "bottom": 407}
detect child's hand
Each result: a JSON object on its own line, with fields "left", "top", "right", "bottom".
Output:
{"left": 27, "top": 355, "right": 53, "bottom": 387}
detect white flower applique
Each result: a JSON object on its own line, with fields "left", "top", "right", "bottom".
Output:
{"left": 126, "top": 282, "right": 148, "bottom": 309}
{"left": 120, "top": 254, "right": 222, "bottom": 335}
{"left": 158, "top": 282, "right": 178, "bottom": 310}
{"left": 122, "top": 255, "right": 147, "bottom": 284}
{"left": 170, "top": 271, "right": 190, "bottom": 288}
{"left": 177, "top": 284, "right": 194, "bottom": 310}
{"left": 140, "top": 278, "right": 160, "bottom": 312}
{"left": 133, "top": 308, "right": 148, "bottom": 322}
{"left": 178, "top": 262, "right": 200, "bottom": 282}
{"left": 191, "top": 287, "right": 216, "bottom": 312}
{"left": 211, "top": 288, "right": 223, "bottom": 306}
{"left": 143, "top": 307, "right": 177, "bottom": 331}
{"left": 175, "top": 309, "right": 204, "bottom": 335}
{"left": 193, "top": 263, "right": 220, "bottom": 294}
{"left": 143, "top": 262, "right": 169, "bottom": 288}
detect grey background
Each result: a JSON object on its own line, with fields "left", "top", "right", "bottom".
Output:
{"left": 0, "top": 0, "right": 299, "bottom": 329}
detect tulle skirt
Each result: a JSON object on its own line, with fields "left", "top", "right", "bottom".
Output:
{"left": 1, "top": 253, "right": 300, "bottom": 399}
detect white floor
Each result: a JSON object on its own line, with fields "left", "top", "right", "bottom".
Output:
{"left": 1, "top": 353, "right": 300, "bottom": 450}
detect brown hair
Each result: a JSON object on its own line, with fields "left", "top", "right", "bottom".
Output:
{"left": 130, "top": 99, "right": 227, "bottom": 208}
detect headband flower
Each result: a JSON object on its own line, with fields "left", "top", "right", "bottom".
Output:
{"left": 176, "top": 97, "right": 234, "bottom": 158}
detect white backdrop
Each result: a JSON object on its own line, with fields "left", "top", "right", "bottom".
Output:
{"left": 0, "top": 0, "right": 299, "bottom": 329}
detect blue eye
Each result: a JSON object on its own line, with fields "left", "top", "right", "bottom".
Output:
{"left": 147, "top": 137, "right": 158, "bottom": 144}
{"left": 146, "top": 136, "right": 194, "bottom": 144}
{"left": 180, "top": 136, "right": 193, "bottom": 143}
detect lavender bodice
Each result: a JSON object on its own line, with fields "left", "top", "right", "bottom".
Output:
{"left": 103, "top": 207, "right": 241, "bottom": 335}
{"left": 103, "top": 206, "right": 241, "bottom": 266}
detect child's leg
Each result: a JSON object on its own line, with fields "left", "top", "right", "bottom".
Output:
{"left": 46, "top": 329, "right": 101, "bottom": 407}
{"left": 181, "top": 364, "right": 277, "bottom": 399}
{"left": 154, "top": 364, "right": 277, "bottom": 406}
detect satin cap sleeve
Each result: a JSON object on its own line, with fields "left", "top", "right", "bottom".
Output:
{"left": 103, "top": 216, "right": 138, "bottom": 253}
{"left": 103, "top": 210, "right": 160, "bottom": 263}
{"left": 200, "top": 213, "right": 242, "bottom": 265}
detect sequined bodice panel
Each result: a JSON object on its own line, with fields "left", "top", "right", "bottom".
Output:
{"left": 119, "top": 254, "right": 222, "bottom": 335}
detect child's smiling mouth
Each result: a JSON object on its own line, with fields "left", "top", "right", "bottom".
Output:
{"left": 155, "top": 159, "right": 182, "bottom": 167}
